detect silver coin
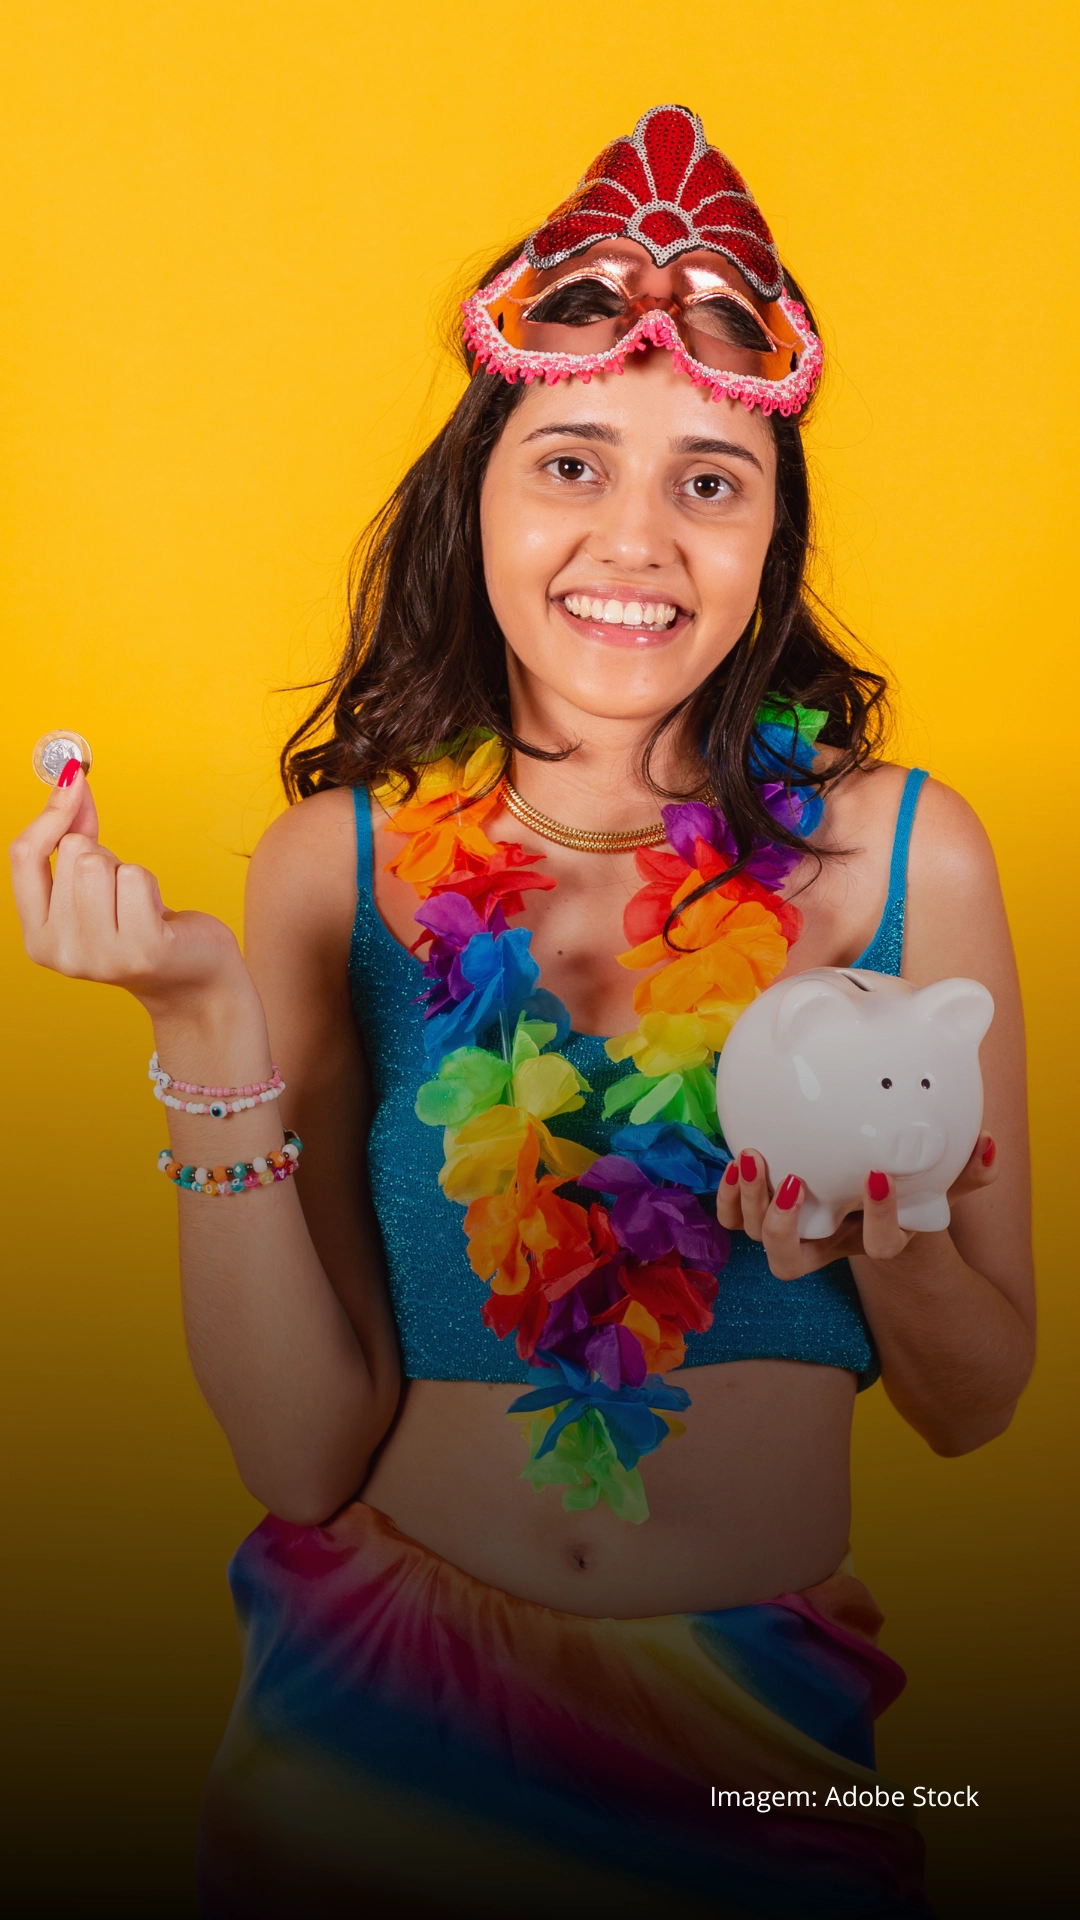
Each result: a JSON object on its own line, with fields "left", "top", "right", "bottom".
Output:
{"left": 32, "top": 730, "right": 93, "bottom": 785}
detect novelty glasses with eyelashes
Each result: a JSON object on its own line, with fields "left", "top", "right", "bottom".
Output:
{"left": 462, "top": 248, "right": 823, "bottom": 415}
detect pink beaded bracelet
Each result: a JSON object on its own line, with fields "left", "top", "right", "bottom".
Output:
{"left": 148, "top": 1051, "right": 285, "bottom": 1119}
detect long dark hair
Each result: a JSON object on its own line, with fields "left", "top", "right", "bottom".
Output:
{"left": 282, "top": 241, "right": 887, "bottom": 875}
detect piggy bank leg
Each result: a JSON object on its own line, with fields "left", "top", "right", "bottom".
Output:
{"left": 797, "top": 1200, "right": 843, "bottom": 1240}
{"left": 896, "top": 1191, "right": 952, "bottom": 1233}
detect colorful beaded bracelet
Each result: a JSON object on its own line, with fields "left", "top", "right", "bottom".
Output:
{"left": 148, "top": 1051, "right": 286, "bottom": 1119}
{"left": 157, "top": 1131, "right": 303, "bottom": 1196}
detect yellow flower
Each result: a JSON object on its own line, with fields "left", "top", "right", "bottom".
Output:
{"left": 441, "top": 1106, "right": 596, "bottom": 1203}
{"left": 439, "top": 1042, "right": 595, "bottom": 1203}
{"left": 374, "top": 737, "right": 509, "bottom": 896}
{"left": 606, "top": 1012, "right": 712, "bottom": 1077}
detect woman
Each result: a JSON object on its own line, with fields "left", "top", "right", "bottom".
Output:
{"left": 12, "top": 107, "right": 1033, "bottom": 1918}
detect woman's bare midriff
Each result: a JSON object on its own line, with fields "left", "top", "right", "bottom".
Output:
{"left": 361, "top": 1359, "right": 855, "bottom": 1616}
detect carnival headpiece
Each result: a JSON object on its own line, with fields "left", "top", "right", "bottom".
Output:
{"left": 462, "top": 105, "right": 821, "bottom": 416}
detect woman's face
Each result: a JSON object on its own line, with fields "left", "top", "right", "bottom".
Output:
{"left": 479, "top": 348, "right": 777, "bottom": 732}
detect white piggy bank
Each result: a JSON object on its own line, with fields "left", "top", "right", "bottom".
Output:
{"left": 715, "top": 969, "right": 994, "bottom": 1237}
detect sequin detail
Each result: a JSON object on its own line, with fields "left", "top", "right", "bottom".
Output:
{"left": 528, "top": 104, "right": 783, "bottom": 295}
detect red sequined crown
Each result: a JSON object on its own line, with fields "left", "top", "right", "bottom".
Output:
{"left": 526, "top": 104, "right": 783, "bottom": 302}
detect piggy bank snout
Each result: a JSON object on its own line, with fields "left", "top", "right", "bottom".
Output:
{"left": 876, "top": 1120, "right": 947, "bottom": 1177}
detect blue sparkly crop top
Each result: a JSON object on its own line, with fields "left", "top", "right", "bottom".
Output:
{"left": 348, "top": 769, "right": 928, "bottom": 1390}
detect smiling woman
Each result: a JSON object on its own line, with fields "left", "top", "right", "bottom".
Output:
{"left": 11, "top": 103, "right": 1033, "bottom": 1919}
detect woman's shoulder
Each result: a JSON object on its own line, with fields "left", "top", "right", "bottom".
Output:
{"left": 246, "top": 786, "right": 359, "bottom": 944}
{"left": 820, "top": 753, "right": 997, "bottom": 886}
{"left": 820, "top": 755, "right": 1005, "bottom": 983}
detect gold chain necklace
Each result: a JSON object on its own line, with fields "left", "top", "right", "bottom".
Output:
{"left": 498, "top": 775, "right": 669, "bottom": 853}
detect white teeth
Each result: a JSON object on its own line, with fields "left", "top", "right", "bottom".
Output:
{"left": 563, "top": 595, "right": 678, "bottom": 628}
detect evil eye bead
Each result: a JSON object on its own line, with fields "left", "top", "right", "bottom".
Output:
{"left": 32, "top": 729, "right": 93, "bottom": 785}
{"left": 208, "top": 1100, "right": 228, "bottom": 1120}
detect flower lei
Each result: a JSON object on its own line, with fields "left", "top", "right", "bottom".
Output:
{"left": 374, "top": 700, "right": 826, "bottom": 1525}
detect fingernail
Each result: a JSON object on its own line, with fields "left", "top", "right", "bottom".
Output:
{"left": 56, "top": 758, "right": 80, "bottom": 788}
{"left": 776, "top": 1175, "right": 801, "bottom": 1211}
{"left": 739, "top": 1152, "right": 757, "bottom": 1182}
{"left": 868, "top": 1170, "right": 889, "bottom": 1202}
{"left": 982, "top": 1138, "right": 996, "bottom": 1166}
{"left": 723, "top": 1161, "right": 740, "bottom": 1186}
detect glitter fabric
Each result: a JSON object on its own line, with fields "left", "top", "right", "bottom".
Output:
{"left": 347, "top": 771, "right": 925, "bottom": 1392}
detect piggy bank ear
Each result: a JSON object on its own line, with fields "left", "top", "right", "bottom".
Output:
{"left": 773, "top": 974, "right": 858, "bottom": 1052}
{"left": 913, "top": 978, "right": 994, "bottom": 1045}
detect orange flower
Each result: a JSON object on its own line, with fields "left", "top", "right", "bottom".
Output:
{"left": 625, "top": 899, "right": 788, "bottom": 1050}
{"left": 376, "top": 735, "right": 508, "bottom": 896}
{"left": 464, "top": 1129, "right": 594, "bottom": 1298}
{"left": 385, "top": 790, "right": 503, "bottom": 896}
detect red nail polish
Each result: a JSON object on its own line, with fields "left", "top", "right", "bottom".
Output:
{"left": 739, "top": 1152, "right": 757, "bottom": 1182}
{"left": 776, "top": 1175, "right": 801, "bottom": 1211}
{"left": 723, "top": 1161, "right": 740, "bottom": 1186}
{"left": 982, "top": 1138, "right": 996, "bottom": 1166}
{"left": 56, "top": 758, "right": 80, "bottom": 788}
{"left": 868, "top": 1170, "right": 889, "bottom": 1202}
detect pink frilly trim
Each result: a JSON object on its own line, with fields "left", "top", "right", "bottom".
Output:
{"left": 462, "top": 255, "right": 823, "bottom": 418}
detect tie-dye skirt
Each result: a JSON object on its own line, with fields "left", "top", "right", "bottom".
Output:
{"left": 198, "top": 1502, "right": 928, "bottom": 1918}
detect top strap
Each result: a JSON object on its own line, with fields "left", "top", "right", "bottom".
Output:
{"left": 886, "top": 766, "right": 928, "bottom": 913}
{"left": 353, "top": 784, "right": 374, "bottom": 898}
{"left": 850, "top": 767, "right": 928, "bottom": 977}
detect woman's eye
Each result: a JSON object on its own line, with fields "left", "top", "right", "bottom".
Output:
{"left": 545, "top": 456, "right": 594, "bottom": 482}
{"left": 682, "top": 472, "right": 734, "bottom": 501}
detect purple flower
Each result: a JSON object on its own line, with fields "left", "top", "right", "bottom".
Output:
{"left": 580, "top": 1156, "right": 727, "bottom": 1268}
{"left": 414, "top": 894, "right": 510, "bottom": 1014}
{"left": 662, "top": 801, "right": 735, "bottom": 866}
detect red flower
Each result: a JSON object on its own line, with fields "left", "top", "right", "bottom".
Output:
{"left": 589, "top": 1255, "right": 719, "bottom": 1374}
{"left": 424, "top": 844, "right": 555, "bottom": 925}
{"left": 622, "top": 838, "right": 803, "bottom": 954}
{"left": 527, "top": 105, "right": 783, "bottom": 300}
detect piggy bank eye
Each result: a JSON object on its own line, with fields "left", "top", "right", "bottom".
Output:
{"left": 880, "top": 1077, "right": 893, "bottom": 1089}
{"left": 920, "top": 1077, "right": 931, "bottom": 1089}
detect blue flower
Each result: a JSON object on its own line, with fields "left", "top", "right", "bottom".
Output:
{"left": 750, "top": 720, "right": 825, "bottom": 837}
{"left": 509, "top": 1354, "right": 691, "bottom": 1473}
{"left": 421, "top": 926, "right": 540, "bottom": 1067}
{"left": 609, "top": 1120, "right": 732, "bottom": 1193}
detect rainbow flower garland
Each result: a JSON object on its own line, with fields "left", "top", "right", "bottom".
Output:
{"left": 375, "top": 701, "right": 826, "bottom": 1524}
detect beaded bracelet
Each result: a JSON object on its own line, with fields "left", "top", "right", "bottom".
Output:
{"left": 148, "top": 1051, "right": 285, "bottom": 1119}
{"left": 157, "top": 1131, "right": 303, "bottom": 1196}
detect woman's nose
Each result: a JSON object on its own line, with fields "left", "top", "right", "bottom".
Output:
{"left": 584, "top": 473, "right": 679, "bottom": 572}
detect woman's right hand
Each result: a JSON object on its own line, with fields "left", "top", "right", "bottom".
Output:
{"left": 9, "top": 764, "right": 247, "bottom": 1017}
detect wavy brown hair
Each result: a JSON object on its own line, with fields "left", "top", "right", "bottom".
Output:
{"left": 282, "top": 241, "right": 887, "bottom": 874}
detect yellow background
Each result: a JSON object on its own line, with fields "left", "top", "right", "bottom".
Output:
{"left": 2, "top": 4, "right": 1076, "bottom": 1913}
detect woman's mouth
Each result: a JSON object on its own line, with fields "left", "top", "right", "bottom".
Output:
{"left": 555, "top": 591, "right": 690, "bottom": 646}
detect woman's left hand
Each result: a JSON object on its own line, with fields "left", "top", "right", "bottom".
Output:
{"left": 716, "top": 1135, "right": 1000, "bottom": 1278}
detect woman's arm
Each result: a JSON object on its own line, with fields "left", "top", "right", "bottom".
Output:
{"left": 10, "top": 774, "right": 400, "bottom": 1521}
{"left": 718, "top": 777, "right": 1035, "bottom": 1456}
{"left": 848, "top": 778, "right": 1034, "bottom": 1451}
